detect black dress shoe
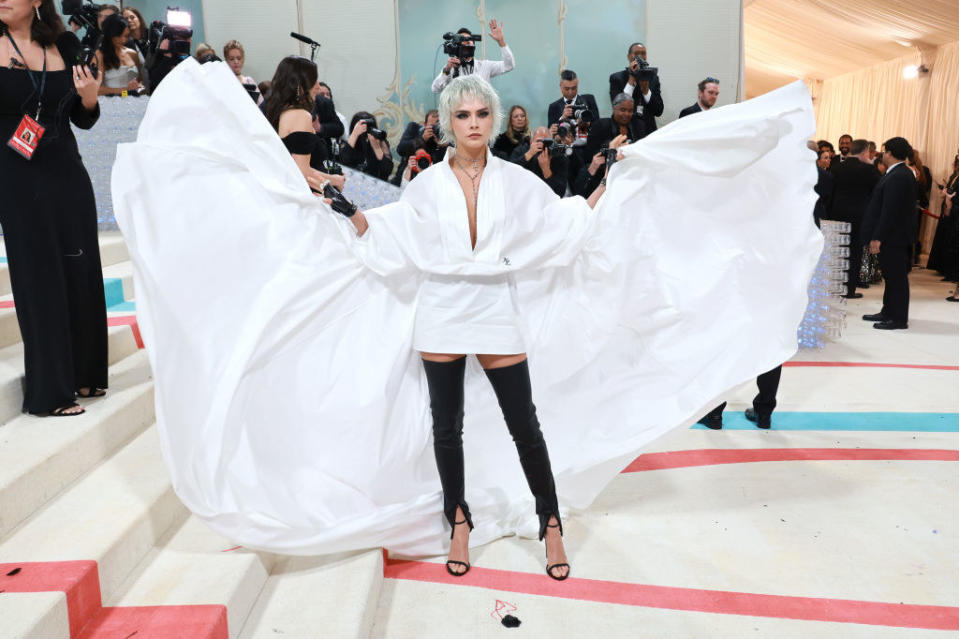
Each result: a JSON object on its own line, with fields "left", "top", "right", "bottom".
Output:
{"left": 946, "top": 296, "right": 959, "bottom": 303}
{"left": 744, "top": 407, "right": 771, "bottom": 429}
{"left": 698, "top": 415, "right": 723, "bottom": 430}
{"left": 862, "top": 312, "right": 886, "bottom": 322}
{"left": 842, "top": 293, "right": 863, "bottom": 299}
{"left": 873, "top": 320, "right": 908, "bottom": 330}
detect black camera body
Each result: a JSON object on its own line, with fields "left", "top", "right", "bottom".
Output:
{"left": 599, "top": 145, "right": 621, "bottom": 167}
{"left": 556, "top": 122, "right": 573, "bottom": 139}
{"left": 629, "top": 57, "right": 658, "bottom": 82}
{"left": 61, "top": 0, "right": 102, "bottom": 73}
{"left": 571, "top": 105, "right": 594, "bottom": 124}
{"left": 146, "top": 19, "right": 193, "bottom": 61}
{"left": 322, "top": 160, "right": 344, "bottom": 176}
{"left": 540, "top": 139, "right": 571, "bottom": 158}
{"left": 360, "top": 119, "right": 388, "bottom": 141}
{"left": 442, "top": 31, "right": 481, "bottom": 60}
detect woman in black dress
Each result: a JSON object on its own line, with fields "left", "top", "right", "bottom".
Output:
{"left": 492, "top": 104, "right": 529, "bottom": 160}
{"left": 928, "top": 155, "right": 959, "bottom": 276}
{"left": 0, "top": 0, "right": 107, "bottom": 416}
{"left": 261, "top": 55, "right": 345, "bottom": 192}
{"left": 340, "top": 111, "right": 393, "bottom": 180}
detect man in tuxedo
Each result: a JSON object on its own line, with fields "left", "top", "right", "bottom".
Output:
{"left": 679, "top": 78, "right": 719, "bottom": 118}
{"left": 608, "top": 42, "right": 664, "bottom": 134}
{"left": 548, "top": 69, "right": 600, "bottom": 127}
{"left": 584, "top": 93, "right": 646, "bottom": 160}
{"left": 861, "top": 137, "right": 919, "bottom": 330}
{"left": 392, "top": 109, "right": 448, "bottom": 185}
{"left": 829, "top": 134, "right": 853, "bottom": 170}
{"left": 826, "top": 138, "right": 880, "bottom": 298}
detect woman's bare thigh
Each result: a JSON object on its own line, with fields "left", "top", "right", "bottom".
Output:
{"left": 419, "top": 353, "right": 527, "bottom": 370}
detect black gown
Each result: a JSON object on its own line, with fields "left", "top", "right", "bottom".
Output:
{"left": 0, "top": 42, "right": 108, "bottom": 413}
{"left": 927, "top": 171, "right": 959, "bottom": 275}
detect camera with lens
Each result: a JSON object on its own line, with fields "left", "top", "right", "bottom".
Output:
{"left": 442, "top": 31, "right": 481, "bottom": 60}
{"left": 541, "top": 139, "right": 571, "bottom": 158}
{"left": 412, "top": 149, "right": 433, "bottom": 174}
{"left": 598, "top": 145, "right": 621, "bottom": 167}
{"left": 60, "top": 0, "right": 102, "bottom": 73}
{"left": 321, "top": 160, "right": 344, "bottom": 176}
{"left": 146, "top": 7, "right": 194, "bottom": 62}
{"left": 556, "top": 122, "right": 573, "bottom": 139}
{"left": 629, "top": 56, "right": 658, "bottom": 82}
{"left": 360, "top": 119, "right": 388, "bottom": 141}
{"left": 571, "top": 105, "right": 594, "bottom": 124}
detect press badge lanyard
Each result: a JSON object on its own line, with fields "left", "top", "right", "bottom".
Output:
{"left": 6, "top": 33, "right": 48, "bottom": 160}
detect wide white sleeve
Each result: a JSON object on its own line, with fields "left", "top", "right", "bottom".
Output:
{"left": 347, "top": 179, "right": 442, "bottom": 277}
{"left": 431, "top": 70, "right": 450, "bottom": 93}
{"left": 483, "top": 45, "right": 515, "bottom": 79}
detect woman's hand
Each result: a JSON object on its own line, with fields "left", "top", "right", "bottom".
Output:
{"left": 608, "top": 134, "right": 629, "bottom": 150}
{"left": 349, "top": 119, "right": 368, "bottom": 146}
{"left": 73, "top": 65, "right": 101, "bottom": 110}
{"left": 588, "top": 151, "right": 606, "bottom": 175}
{"left": 315, "top": 170, "right": 345, "bottom": 192}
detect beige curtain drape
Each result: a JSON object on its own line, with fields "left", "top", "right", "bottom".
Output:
{"left": 815, "top": 40, "right": 959, "bottom": 255}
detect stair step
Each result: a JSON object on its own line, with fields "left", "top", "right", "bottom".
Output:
{"left": 0, "top": 592, "right": 71, "bottom": 639}
{"left": 96, "top": 234, "right": 130, "bottom": 269}
{"left": 0, "top": 350, "right": 154, "bottom": 539}
{"left": 111, "top": 517, "right": 276, "bottom": 639}
{"left": 102, "top": 261, "right": 135, "bottom": 307}
{"left": 0, "top": 306, "right": 19, "bottom": 350}
{"left": 0, "top": 425, "right": 188, "bottom": 604}
{"left": 238, "top": 549, "right": 384, "bottom": 639}
{"left": 77, "top": 604, "right": 229, "bottom": 639}
{"left": 0, "top": 324, "right": 139, "bottom": 424}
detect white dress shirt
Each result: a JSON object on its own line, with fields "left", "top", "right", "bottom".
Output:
{"left": 431, "top": 45, "right": 516, "bottom": 93}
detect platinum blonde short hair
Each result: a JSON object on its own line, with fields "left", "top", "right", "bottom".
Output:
{"left": 437, "top": 75, "right": 504, "bottom": 147}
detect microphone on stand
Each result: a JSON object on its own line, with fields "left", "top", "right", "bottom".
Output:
{"left": 290, "top": 32, "right": 321, "bottom": 61}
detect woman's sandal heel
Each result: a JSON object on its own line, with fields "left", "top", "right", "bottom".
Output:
{"left": 544, "top": 522, "right": 570, "bottom": 581}
{"left": 446, "top": 519, "right": 471, "bottom": 577}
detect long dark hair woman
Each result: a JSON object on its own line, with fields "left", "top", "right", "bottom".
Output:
{"left": 263, "top": 55, "right": 344, "bottom": 191}
{"left": 492, "top": 104, "right": 530, "bottom": 159}
{"left": 0, "top": 0, "right": 108, "bottom": 416}
{"left": 341, "top": 110, "right": 394, "bottom": 180}
{"left": 95, "top": 13, "right": 144, "bottom": 95}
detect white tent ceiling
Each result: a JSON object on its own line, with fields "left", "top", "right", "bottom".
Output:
{"left": 745, "top": 0, "right": 959, "bottom": 97}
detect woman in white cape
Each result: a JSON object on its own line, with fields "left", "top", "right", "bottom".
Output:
{"left": 111, "top": 60, "right": 823, "bottom": 572}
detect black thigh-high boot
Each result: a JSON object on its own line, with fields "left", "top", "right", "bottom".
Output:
{"left": 422, "top": 358, "right": 474, "bottom": 538}
{"left": 484, "top": 360, "right": 562, "bottom": 540}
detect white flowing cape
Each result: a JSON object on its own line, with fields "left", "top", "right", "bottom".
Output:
{"left": 112, "top": 60, "right": 822, "bottom": 557}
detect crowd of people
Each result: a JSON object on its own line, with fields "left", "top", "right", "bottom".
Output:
{"left": 813, "top": 133, "right": 959, "bottom": 314}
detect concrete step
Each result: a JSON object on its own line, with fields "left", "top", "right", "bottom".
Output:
{"left": 0, "top": 323, "right": 139, "bottom": 424}
{"left": 238, "top": 549, "right": 384, "bottom": 639}
{"left": 0, "top": 425, "right": 188, "bottom": 604}
{"left": 0, "top": 592, "right": 70, "bottom": 639}
{"left": 0, "top": 350, "right": 154, "bottom": 539}
{"left": 102, "top": 260, "right": 135, "bottom": 308}
{"left": 110, "top": 516, "right": 277, "bottom": 639}
{"left": 0, "top": 306, "right": 19, "bottom": 350}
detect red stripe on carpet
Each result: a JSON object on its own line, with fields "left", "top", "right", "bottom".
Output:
{"left": 785, "top": 361, "right": 959, "bottom": 371}
{"left": 623, "top": 448, "right": 959, "bottom": 472}
{"left": 383, "top": 561, "right": 959, "bottom": 630}
{"left": 1, "top": 561, "right": 101, "bottom": 639}
{"left": 76, "top": 605, "right": 228, "bottom": 639}
{"left": 107, "top": 315, "right": 144, "bottom": 349}
{"left": 0, "top": 300, "right": 14, "bottom": 309}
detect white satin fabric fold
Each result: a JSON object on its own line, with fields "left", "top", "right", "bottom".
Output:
{"left": 112, "top": 60, "right": 822, "bottom": 557}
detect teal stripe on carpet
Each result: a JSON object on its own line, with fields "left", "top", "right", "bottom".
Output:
{"left": 103, "top": 278, "right": 126, "bottom": 308}
{"left": 692, "top": 412, "right": 959, "bottom": 432}
{"left": 107, "top": 300, "right": 136, "bottom": 312}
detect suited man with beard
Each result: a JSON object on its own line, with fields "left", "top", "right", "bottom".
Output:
{"left": 861, "top": 137, "right": 919, "bottom": 330}
{"left": 608, "top": 42, "right": 663, "bottom": 134}
{"left": 679, "top": 78, "right": 720, "bottom": 118}
{"left": 826, "top": 138, "right": 880, "bottom": 298}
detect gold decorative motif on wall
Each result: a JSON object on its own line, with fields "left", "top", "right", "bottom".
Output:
{"left": 558, "top": 0, "right": 568, "bottom": 75}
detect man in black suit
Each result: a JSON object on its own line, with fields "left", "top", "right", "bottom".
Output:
{"left": 861, "top": 137, "right": 918, "bottom": 330}
{"left": 510, "top": 126, "right": 569, "bottom": 196}
{"left": 548, "top": 69, "right": 600, "bottom": 127}
{"left": 608, "top": 42, "right": 664, "bottom": 134}
{"left": 829, "top": 134, "right": 853, "bottom": 170}
{"left": 584, "top": 93, "right": 646, "bottom": 161}
{"left": 679, "top": 77, "right": 720, "bottom": 118}
{"left": 392, "top": 109, "right": 448, "bottom": 185}
{"left": 826, "top": 138, "right": 880, "bottom": 298}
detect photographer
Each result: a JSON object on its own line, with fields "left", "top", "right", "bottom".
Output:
{"left": 574, "top": 134, "right": 628, "bottom": 198}
{"left": 548, "top": 70, "right": 598, "bottom": 160}
{"left": 431, "top": 19, "right": 513, "bottom": 93}
{"left": 341, "top": 111, "right": 393, "bottom": 180}
{"left": 509, "top": 126, "right": 568, "bottom": 197}
{"left": 609, "top": 42, "right": 663, "bottom": 134}
{"left": 679, "top": 77, "right": 719, "bottom": 118}
{"left": 585, "top": 93, "right": 646, "bottom": 161}
{"left": 392, "top": 109, "right": 447, "bottom": 185}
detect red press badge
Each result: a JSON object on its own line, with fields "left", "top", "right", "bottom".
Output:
{"left": 7, "top": 114, "right": 45, "bottom": 160}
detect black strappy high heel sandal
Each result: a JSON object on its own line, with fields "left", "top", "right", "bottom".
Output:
{"left": 544, "top": 522, "right": 570, "bottom": 581}
{"left": 446, "top": 519, "right": 471, "bottom": 577}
